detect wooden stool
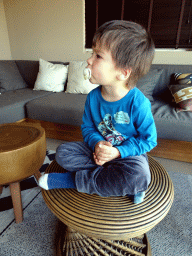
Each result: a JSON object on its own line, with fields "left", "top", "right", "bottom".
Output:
{"left": 0, "top": 123, "right": 46, "bottom": 223}
{"left": 42, "top": 155, "right": 174, "bottom": 256}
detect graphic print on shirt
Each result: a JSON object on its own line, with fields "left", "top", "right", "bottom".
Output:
{"left": 98, "top": 112, "right": 129, "bottom": 145}
{"left": 114, "top": 111, "right": 130, "bottom": 124}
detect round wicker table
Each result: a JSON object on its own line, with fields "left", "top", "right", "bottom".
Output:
{"left": 42, "top": 155, "right": 174, "bottom": 256}
{"left": 0, "top": 123, "right": 46, "bottom": 223}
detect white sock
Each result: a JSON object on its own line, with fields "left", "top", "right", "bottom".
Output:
{"left": 38, "top": 174, "right": 49, "bottom": 190}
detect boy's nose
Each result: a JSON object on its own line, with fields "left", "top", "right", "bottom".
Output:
{"left": 87, "top": 55, "right": 93, "bottom": 66}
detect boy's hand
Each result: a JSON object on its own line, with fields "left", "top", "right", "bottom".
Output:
{"left": 94, "top": 141, "right": 120, "bottom": 166}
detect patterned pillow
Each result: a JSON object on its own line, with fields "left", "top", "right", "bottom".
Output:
{"left": 174, "top": 73, "right": 192, "bottom": 85}
{"left": 168, "top": 73, "right": 192, "bottom": 113}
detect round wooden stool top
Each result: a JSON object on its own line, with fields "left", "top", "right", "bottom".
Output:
{"left": 42, "top": 155, "right": 174, "bottom": 241}
{"left": 0, "top": 123, "right": 46, "bottom": 185}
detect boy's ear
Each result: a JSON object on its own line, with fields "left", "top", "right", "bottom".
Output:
{"left": 118, "top": 69, "right": 132, "bottom": 81}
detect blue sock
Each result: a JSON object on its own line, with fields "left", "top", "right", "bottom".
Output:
{"left": 38, "top": 173, "right": 76, "bottom": 190}
{"left": 133, "top": 191, "right": 145, "bottom": 204}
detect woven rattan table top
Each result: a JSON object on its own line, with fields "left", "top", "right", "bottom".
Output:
{"left": 42, "top": 155, "right": 174, "bottom": 241}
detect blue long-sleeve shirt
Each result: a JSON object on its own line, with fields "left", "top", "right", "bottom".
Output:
{"left": 81, "top": 86, "right": 157, "bottom": 158}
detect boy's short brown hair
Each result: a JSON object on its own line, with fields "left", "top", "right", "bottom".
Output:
{"left": 92, "top": 20, "right": 155, "bottom": 88}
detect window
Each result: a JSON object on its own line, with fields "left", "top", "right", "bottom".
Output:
{"left": 85, "top": 0, "right": 192, "bottom": 49}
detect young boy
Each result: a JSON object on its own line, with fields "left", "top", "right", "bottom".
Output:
{"left": 39, "top": 20, "right": 157, "bottom": 204}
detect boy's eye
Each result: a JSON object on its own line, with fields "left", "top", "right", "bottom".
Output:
{"left": 96, "top": 54, "right": 102, "bottom": 59}
{"left": 92, "top": 50, "right": 102, "bottom": 59}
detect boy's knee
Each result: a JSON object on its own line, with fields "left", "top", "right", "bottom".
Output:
{"left": 55, "top": 144, "right": 68, "bottom": 166}
{"left": 55, "top": 151, "right": 63, "bottom": 167}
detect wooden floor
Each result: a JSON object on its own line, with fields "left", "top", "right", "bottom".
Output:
{"left": 149, "top": 139, "right": 192, "bottom": 163}
{"left": 20, "top": 118, "right": 192, "bottom": 164}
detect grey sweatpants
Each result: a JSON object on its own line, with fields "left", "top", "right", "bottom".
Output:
{"left": 55, "top": 141, "right": 151, "bottom": 197}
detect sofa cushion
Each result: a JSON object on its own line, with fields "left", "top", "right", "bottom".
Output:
{"left": 65, "top": 61, "right": 99, "bottom": 94}
{"left": 34, "top": 59, "right": 68, "bottom": 92}
{"left": 26, "top": 92, "right": 87, "bottom": 126}
{"left": 0, "top": 61, "right": 27, "bottom": 93}
{"left": 0, "top": 88, "right": 54, "bottom": 124}
{"left": 151, "top": 99, "right": 192, "bottom": 141}
{"left": 154, "top": 117, "right": 192, "bottom": 142}
{"left": 136, "top": 69, "right": 164, "bottom": 101}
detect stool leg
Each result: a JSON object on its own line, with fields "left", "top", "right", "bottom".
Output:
{"left": 56, "top": 225, "right": 152, "bottom": 256}
{"left": 10, "top": 182, "right": 23, "bottom": 224}
{"left": 0, "top": 185, "right": 3, "bottom": 195}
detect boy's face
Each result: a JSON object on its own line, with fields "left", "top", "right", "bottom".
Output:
{"left": 87, "top": 44, "right": 123, "bottom": 87}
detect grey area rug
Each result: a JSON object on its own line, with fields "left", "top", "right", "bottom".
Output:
{"left": 0, "top": 154, "right": 192, "bottom": 256}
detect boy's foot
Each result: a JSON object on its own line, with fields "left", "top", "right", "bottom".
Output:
{"left": 38, "top": 174, "right": 49, "bottom": 190}
{"left": 38, "top": 173, "right": 76, "bottom": 190}
{"left": 133, "top": 191, "right": 145, "bottom": 204}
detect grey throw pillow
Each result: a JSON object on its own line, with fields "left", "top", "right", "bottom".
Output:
{"left": 0, "top": 61, "right": 27, "bottom": 92}
{"left": 136, "top": 69, "right": 164, "bottom": 101}
{"left": 0, "top": 83, "right": 6, "bottom": 93}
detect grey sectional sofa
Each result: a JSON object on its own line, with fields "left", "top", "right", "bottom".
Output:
{"left": 1, "top": 60, "right": 192, "bottom": 163}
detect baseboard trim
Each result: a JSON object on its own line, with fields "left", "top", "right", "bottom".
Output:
{"left": 20, "top": 118, "right": 192, "bottom": 163}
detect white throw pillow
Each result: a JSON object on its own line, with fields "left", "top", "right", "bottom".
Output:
{"left": 34, "top": 58, "right": 68, "bottom": 92}
{"left": 65, "top": 61, "right": 99, "bottom": 94}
